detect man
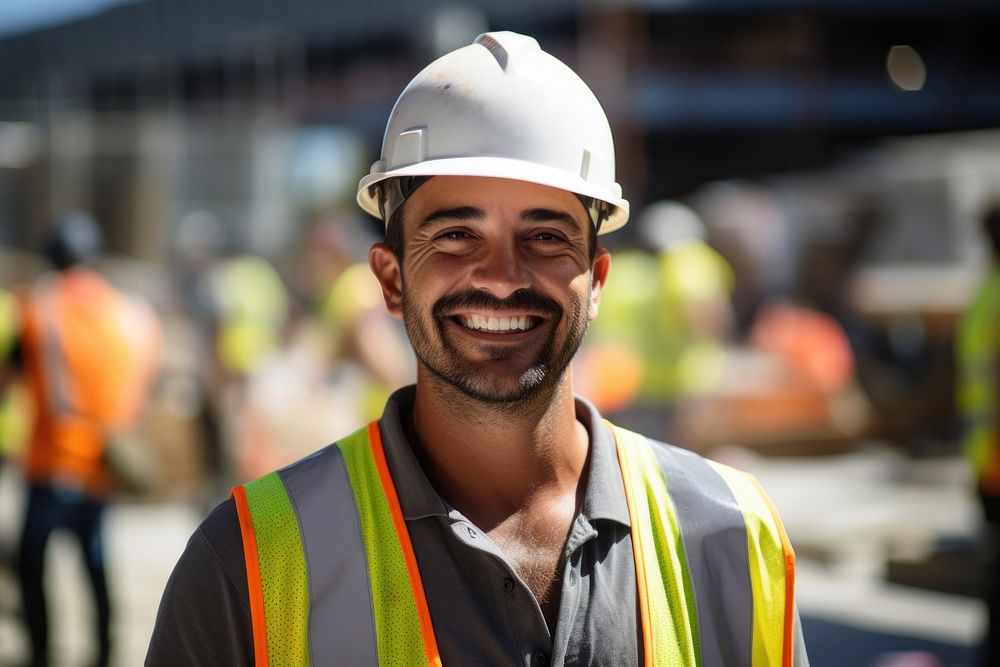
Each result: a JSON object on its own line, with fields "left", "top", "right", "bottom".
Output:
{"left": 957, "top": 205, "right": 1000, "bottom": 667}
{"left": 8, "top": 212, "right": 161, "bottom": 666}
{"left": 149, "top": 32, "right": 808, "bottom": 666}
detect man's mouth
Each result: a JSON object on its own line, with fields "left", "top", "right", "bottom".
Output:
{"left": 460, "top": 314, "right": 539, "bottom": 333}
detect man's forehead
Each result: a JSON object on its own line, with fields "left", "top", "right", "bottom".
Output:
{"left": 404, "top": 176, "right": 591, "bottom": 228}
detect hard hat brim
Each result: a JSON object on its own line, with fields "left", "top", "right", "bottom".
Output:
{"left": 357, "top": 156, "right": 629, "bottom": 235}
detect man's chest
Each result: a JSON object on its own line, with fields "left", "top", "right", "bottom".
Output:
{"left": 409, "top": 514, "right": 639, "bottom": 666}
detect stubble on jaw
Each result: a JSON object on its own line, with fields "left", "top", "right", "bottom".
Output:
{"left": 400, "top": 281, "right": 592, "bottom": 417}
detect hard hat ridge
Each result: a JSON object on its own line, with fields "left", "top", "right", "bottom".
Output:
{"left": 357, "top": 31, "right": 630, "bottom": 233}
{"left": 474, "top": 31, "right": 538, "bottom": 71}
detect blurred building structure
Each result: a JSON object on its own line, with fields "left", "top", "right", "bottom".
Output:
{"left": 0, "top": 0, "right": 996, "bottom": 527}
{"left": 0, "top": 0, "right": 997, "bottom": 256}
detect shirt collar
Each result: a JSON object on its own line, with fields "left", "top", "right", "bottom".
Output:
{"left": 575, "top": 395, "right": 631, "bottom": 527}
{"left": 377, "top": 385, "right": 631, "bottom": 528}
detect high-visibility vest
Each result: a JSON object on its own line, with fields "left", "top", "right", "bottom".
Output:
{"left": 0, "top": 287, "right": 26, "bottom": 456}
{"left": 234, "top": 420, "right": 796, "bottom": 667}
{"left": 584, "top": 244, "right": 731, "bottom": 406}
{"left": 0, "top": 287, "right": 15, "bottom": 361}
{"left": 211, "top": 256, "right": 287, "bottom": 376}
{"left": 957, "top": 267, "right": 1000, "bottom": 493}
{"left": 17, "top": 269, "right": 161, "bottom": 494}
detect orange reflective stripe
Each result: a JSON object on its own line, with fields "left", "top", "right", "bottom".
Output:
{"left": 611, "top": 426, "right": 655, "bottom": 667}
{"left": 367, "top": 421, "right": 442, "bottom": 666}
{"left": 232, "top": 485, "right": 269, "bottom": 667}
{"left": 747, "top": 474, "right": 796, "bottom": 667}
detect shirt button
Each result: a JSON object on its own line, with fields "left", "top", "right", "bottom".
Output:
{"left": 502, "top": 577, "right": 515, "bottom": 593}
{"left": 533, "top": 650, "right": 548, "bottom": 666}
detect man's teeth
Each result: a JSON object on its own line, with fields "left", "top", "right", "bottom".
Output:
{"left": 463, "top": 315, "right": 534, "bottom": 332}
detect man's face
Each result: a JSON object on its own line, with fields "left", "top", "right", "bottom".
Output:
{"left": 369, "top": 176, "right": 610, "bottom": 406}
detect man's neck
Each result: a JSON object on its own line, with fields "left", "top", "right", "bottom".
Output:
{"left": 407, "top": 369, "right": 590, "bottom": 532}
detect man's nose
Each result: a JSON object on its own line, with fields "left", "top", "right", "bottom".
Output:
{"left": 469, "top": 240, "right": 531, "bottom": 300}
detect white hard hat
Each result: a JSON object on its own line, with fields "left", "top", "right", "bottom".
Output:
{"left": 356, "top": 31, "right": 630, "bottom": 234}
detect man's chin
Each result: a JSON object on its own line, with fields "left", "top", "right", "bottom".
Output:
{"left": 434, "top": 365, "right": 551, "bottom": 406}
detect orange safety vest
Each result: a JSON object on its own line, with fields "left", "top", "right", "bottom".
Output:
{"left": 17, "top": 268, "right": 161, "bottom": 495}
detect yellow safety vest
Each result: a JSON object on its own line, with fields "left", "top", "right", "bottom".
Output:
{"left": 233, "top": 421, "right": 796, "bottom": 666}
{"left": 0, "top": 288, "right": 26, "bottom": 456}
{"left": 585, "top": 244, "right": 731, "bottom": 404}
{"left": 957, "top": 267, "right": 1000, "bottom": 492}
{"left": 213, "top": 256, "right": 287, "bottom": 375}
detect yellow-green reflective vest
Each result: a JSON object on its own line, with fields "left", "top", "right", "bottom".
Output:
{"left": 233, "top": 421, "right": 796, "bottom": 667}
{"left": 211, "top": 256, "right": 287, "bottom": 375}
{"left": 0, "top": 288, "right": 15, "bottom": 360}
{"left": 957, "top": 268, "right": 1000, "bottom": 491}
{"left": 0, "top": 288, "right": 25, "bottom": 456}
{"left": 586, "top": 245, "right": 732, "bottom": 404}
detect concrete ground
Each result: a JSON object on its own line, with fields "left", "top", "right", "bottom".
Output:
{"left": 0, "top": 441, "right": 986, "bottom": 667}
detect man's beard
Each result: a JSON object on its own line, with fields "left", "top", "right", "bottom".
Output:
{"left": 402, "top": 284, "right": 590, "bottom": 407}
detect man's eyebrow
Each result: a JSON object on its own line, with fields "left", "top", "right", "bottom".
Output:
{"left": 419, "top": 206, "right": 485, "bottom": 228}
{"left": 522, "top": 208, "right": 584, "bottom": 231}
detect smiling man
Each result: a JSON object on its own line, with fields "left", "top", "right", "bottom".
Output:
{"left": 149, "top": 32, "right": 808, "bottom": 666}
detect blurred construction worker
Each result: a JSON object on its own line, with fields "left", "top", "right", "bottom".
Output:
{"left": 207, "top": 253, "right": 288, "bottom": 482}
{"left": 579, "top": 201, "right": 733, "bottom": 436}
{"left": 208, "top": 254, "right": 288, "bottom": 384}
{"left": 957, "top": 205, "right": 1000, "bottom": 667}
{"left": 149, "top": 32, "right": 808, "bottom": 666}
{"left": 7, "top": 213, "right": 161, "bottom": 667}
{"left": 320, "top": 260, "right": 414, "bottom": 421}
{"left": 174, "top": 211, "right": 289, "bottom": 494}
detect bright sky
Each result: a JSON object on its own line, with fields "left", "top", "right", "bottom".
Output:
{"left": 0, "top": 0, "right": 141, "bottom": 38}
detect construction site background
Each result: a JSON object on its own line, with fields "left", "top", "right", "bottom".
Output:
{"left": 1, "top": 2, "right": 999, "bottom": 665}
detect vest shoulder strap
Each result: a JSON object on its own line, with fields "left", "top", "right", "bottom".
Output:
{"left": 233, "top": 471, "right": 310, "bottom": 667}
{"left": 336, "top": 422, "right": 441, "bottom": 666}
{"left": 608, "top": 422, "right": 796, "bottom": 667}
{"left": 234, "top": 422, "right": 441, "bottom": 667}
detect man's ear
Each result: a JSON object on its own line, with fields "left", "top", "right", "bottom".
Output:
{"left": 588, "top": 247, "right": 610, "bottom": 321}
{"left": 369, "top": 243, "right": 403, "bottom": 319}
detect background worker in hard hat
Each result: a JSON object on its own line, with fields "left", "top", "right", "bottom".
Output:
{"left": 4, "top": 213, "right": 161, "bottom": 667}
{"left": 577, "top": 200, "right": 734, "bottom": 440}
{"left": 957, "top": 204, "right": 1000, "bottom": 667}
{"left": 148, "top": 32, "right": 808, "bottom": 666}
{"left": 173, "top": 210, "right": 289, "bottom": 496}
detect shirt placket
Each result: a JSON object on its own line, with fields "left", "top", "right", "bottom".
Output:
{"left": 549, "top": 513, "right": 599, "bottom": 666}
{"left": 444, "top": 512, "right": 554, "bottom": 666}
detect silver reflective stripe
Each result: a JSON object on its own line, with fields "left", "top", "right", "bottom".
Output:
{"left": 652, "top": 442, "right": 754, "bottom": 667}
{"left": 35, "top": 284, "right": 76, "bottom": 415}
{"left": 279, "top": 444, "right": 378, "bottom": 666}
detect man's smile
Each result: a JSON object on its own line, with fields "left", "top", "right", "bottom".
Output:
{"left": 433, "top": 289, "right": 559, "bottom": 344}
{"left": 459, "top": 313, "right": 541, "bottom": 333}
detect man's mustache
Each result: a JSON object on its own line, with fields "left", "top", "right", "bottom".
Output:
{"left": 433, "top": 289, "right": 562, "bottom": 319}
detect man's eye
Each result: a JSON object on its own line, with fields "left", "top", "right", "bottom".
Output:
{"left": 434, "top": 229, "right": 477, "bottom": 245}
{"left": 529, "top": 232, "right": 566, "bottom": 244}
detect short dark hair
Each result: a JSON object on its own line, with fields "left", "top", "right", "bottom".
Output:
{"left": 384, "top": 197, "right": 408, "bottom": 266}
{"left": 383, "top": 197, "right": 601, "bottom": 268}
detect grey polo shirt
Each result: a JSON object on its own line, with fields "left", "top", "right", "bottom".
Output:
{"left": 147, "top": 387, "right": 637, "bottom": 666}
{"left": 379, "top": 387, "right": 639, "bottom": 666}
